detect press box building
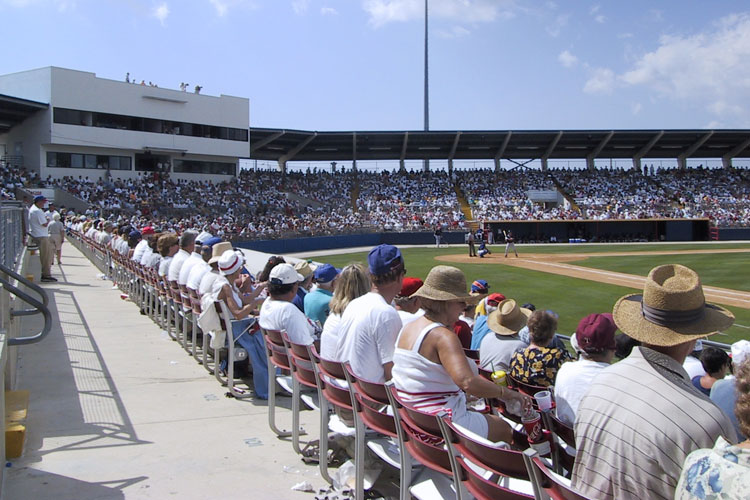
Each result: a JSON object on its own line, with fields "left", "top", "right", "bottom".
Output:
{"left": 0, "top": 67, "right": 249, "bottom": 181}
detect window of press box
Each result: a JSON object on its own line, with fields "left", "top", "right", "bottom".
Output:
{"left": 52, "top": 107, "right": 248, "bottom": 142}
{"left": 173, "top": 159, "right": 236, "bottom": 175}
{"left": 46, "top": 152, "right": 132, "bottom": 170}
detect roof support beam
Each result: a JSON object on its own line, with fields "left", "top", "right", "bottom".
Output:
{"left": 278, "top": 132, "right": 317, "bottom": 174}
{"left": 677, "top": 131, "right": 713, "bottom": 169}
{"left": 494, "top": 132, "right": 512, "bottom": 173}
{"left": 399, "top": 132, "right": 409, "bottom": 171}
{"left": 352, "top": 132, "right": 357, "bottom": 172}
{"left": 632, "top": 130, "right": 664, "bottom": 171}
{"left": 250, "top": 130, "right": 285, "bottom": 153}
{"left": 586, "top": 131, "right": 614, "bottom": 171}
{"left": 447, "top": 131, "right": 462, "bottom": 173}
{"left": 541, "top": 131, "right": 563, "bottom": 171}
{"left": 722, "top": 135, "right": 750, "bottom": 169}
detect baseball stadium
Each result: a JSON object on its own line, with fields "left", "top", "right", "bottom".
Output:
{"left": 2, "top": 2, "right": 750, "bottom": 500}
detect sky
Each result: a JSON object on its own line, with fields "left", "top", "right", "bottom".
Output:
{"left": 3, "top": 0, "right": 750, "bottom": 134}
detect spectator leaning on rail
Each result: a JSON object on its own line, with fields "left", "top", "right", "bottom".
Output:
{"left": 28, "top": 195, "right": 56, "bottom": 282}
{"left": 334, "top": 244, "right": 405, "bottom": 383}
{"left": 572, "top": 264, "right": 738, "bottom": 500}
{"left": 304, "top": 263, "right": 339, "bottom": 326}
{"left": 675, "top": 358, "right": 750, "bottom": 500}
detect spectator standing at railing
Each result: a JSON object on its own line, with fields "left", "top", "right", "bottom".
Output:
{"left": 28, "top": 195, "right": 56, "bottom": 282}
{"left": 47, "top": 212, "right": 65, "bottom": 266}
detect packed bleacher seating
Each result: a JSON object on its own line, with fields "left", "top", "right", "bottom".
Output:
{"left": 5, "top": 161, "right": 750, "bottom": 239}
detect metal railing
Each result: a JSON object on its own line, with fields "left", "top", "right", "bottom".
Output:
{"left": 0, "top": 202, "right": 26, "bottom": 270}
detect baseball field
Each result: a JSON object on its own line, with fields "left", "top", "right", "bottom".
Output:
{"left": 306, "top": 241, "right": 750, "bottom": 345}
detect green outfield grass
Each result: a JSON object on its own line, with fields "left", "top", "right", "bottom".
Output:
{"left": 306, "top": 242, "right": 750, "bottom": 345}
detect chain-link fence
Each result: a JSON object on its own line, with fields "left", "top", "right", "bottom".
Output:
{"left": 1, "top": 201, "right": 26, "bottom": 271}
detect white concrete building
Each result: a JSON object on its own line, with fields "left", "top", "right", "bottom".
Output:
{"left": 0, "top": 67, "right": 249, "bottom": 181}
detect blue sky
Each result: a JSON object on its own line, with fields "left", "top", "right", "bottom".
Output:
{"left": 3, "top": 0, "right": 750, "bottom": 132}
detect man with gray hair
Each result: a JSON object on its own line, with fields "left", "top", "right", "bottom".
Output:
{"left": 167, "top": 230, "right": 196, "bottom": 284}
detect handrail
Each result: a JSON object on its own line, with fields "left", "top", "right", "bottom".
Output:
{"left": 0, "top": 276, "right": 52, "bottom": 346}
{"left": 556, "top": 333, "right": 732, "bottom": 352}
{"left": 0, "top": 262, "right": 49, "bottom": 316}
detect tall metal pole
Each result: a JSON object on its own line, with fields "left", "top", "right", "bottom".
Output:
{"left": 423, "top": 0, "right": 430, "bottom": 172}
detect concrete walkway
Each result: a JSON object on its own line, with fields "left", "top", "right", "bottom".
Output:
{"left": 5, "top": 244, "right": 328, "bottom": 500}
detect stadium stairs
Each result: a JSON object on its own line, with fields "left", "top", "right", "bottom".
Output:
{"left": 350, "top": 179, "right": 361, "bottom": 212}
{"left": 546, "top": 172, "right": 582, "bottom": 215}
{"left": 453, "top": 181, "right": 478, "bottom": 230}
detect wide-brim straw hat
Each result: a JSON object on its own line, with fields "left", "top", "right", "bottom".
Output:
{"left": 412, "top": 265, "right": 472, "bottom": 302}
{"left": 488, "top": 299, "right": 532, "bottom": 336}
{"left": 208, "top": 242, "right": 232, "bottom": 265}
{"left": 612, "top": 264, "right": 734, "bottom": 347}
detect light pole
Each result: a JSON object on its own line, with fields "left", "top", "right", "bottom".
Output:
{"left": 423, "top": 0, "right": 430, "bottom": 172}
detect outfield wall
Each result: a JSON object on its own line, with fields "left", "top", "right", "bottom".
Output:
{"left": 233, "top": 218, "right": 729, "bottom": 254}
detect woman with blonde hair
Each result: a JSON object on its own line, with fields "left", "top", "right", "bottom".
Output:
{"left": 392, "top": 265, "right": 532, "bottom": 443}
{"left": 319, "top": 263, "right": 370, "bottom": 359}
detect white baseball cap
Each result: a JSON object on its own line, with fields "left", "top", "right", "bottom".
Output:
{"left": 731, "top": 339, "right": 750, "bottom": 366}
{"left": 218, "top": 249, "right": 243, "bottom": 276}
{"left": 270, "top": 263, "right": 304, "bottom": 285}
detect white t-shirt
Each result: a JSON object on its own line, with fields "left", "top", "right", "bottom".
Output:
{"left": 398, "top": 308, "right": 425, "bottom": 327}
{"left": 259, "top": 298, "right": 315, "bottom": 346}
{"left": 158, "top": 256, "right": 173, "bottom": 278}
{"left": 334, "top": 292, "right": 403, "bottom": 383}
{"left": 178, "top": 252, "right": 202, "bottom": 285}
{"left": 319, "top": 312, "right": 342, "bottom": 360}
{"left": 28, "top": 205, "right": 49, "bottom": 238}
{"left": 554, "top": 358, "right": 610, "bottom": 426}
{"left": 199, "top": 270, "right": 220, "bottom": 296}
{"left": 683, "top": 355, "right": 706, "bottom": 380}
{"left": 131, "top": 239, "right": 149, "bottom": 262}
{"left": 187, "top": 260, "right": 209, "bottom": 291}
{"left": 167, "top": 249, "right": 190, "bottom": 283}
{"left": 139, "top": 245, "right": 153, "bottom": 266}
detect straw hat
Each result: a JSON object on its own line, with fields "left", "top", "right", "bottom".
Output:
{"left": 412, "top": 266, "right": 471, "bottom": 302}
{"left": 612, "top": 264, "right": 734, "bottom": 347}
{"left": 488, "top": 299, "right": 532, "bottom": 336}
{"left": 208, "top": 242, "right": 232, "bottom": 265}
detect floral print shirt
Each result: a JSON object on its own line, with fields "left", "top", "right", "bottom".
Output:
{"left": 675, "top": 436, "right": 750, "bottom": 500}
{"left": 509, "top": 345, "right": 572, "bottom": 387}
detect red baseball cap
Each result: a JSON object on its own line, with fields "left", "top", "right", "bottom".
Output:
{"left": 398, "top": 277, "right": 423, "bottom": 298}
{"left": 486, "top": 293, "right": 506, "bottom": 306}
{"left": 576, "top": 313, "right": 617, "bottom": 353}
{"left": 141, "top": 226, "right": 155, "bottom": 235}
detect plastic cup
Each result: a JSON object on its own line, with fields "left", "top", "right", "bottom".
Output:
{"left": 522, "top": 410, "right": 543, "bottom": 443}
{"left": 534, "top": 390, "right": 553, "bottom": 412}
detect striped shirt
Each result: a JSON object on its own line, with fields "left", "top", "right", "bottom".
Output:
{"left": 572, "top": 346, "right": 737, "bottom": 500}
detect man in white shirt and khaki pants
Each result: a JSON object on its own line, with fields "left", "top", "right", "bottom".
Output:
{"left": 28, "top": 195, "right": 56, "bottom": 282}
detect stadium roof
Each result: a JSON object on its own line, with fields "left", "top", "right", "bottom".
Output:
{"left": 249, "top": 127, "right": 750, "bottom": 165}
{"left": 0, "top": 94, "right": 48, "bottom": 134}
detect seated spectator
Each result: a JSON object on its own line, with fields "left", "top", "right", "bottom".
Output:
{"left": 214, "top": 249, "right": 268, "bottom": 400}
{"left": 518, "top": 307, "right": 567, "bottom": 351}
{"left": 257, "top": 255, "right": 286, "bottom": 283}
{"left": 392, "top": 265, "right": 532, "bottom": 442}
{"left": 132, "top": 226, "right": 154, "bottom": 262}
{"left": 334, "top": 244, "right": 404, "bottom": 382}
{"left": 258, "top": 263, "right": 315, "bottom": 346}
{"left": 676, "top": 359, "right": 750, "bottom": 499}
{"left": 555, "top": 313, "right": 617, "bottom": 426}
{"left": 292, "top": 261, "right": 314, "bottom": 313}
{"left": 712, "top": 340, "right": 750, "bottom": 440}
{"left": 319, "top": 263, "right": 371, "bottom": 360}
{"left": 478, "top": 299, "right": 530, "bottom": 371}
{"left": 186, "top": 237, "right": 220, "bottom": 292}
{"left": 614, "top": 331, "right": 640, "bottom": 359}
{"left": 393, "top": 277, "right": 424, "bottom": 326}
{"left": 156, "top": 233, "right": 179, "bottom": 279}
{"left": 199, "top": 242, "right": 231, "bottom": 296}
{"left": 178, "top": 232, "right": 205, "bottom": 286}
{"left": 509, "top": 309, "right": 572, "bottom": 387}
{"left": 692, "top": 346, "right": 730, "bottom": 396}
{"left": 167, "top": 231, "right": 196, "bottom": 284}
{"left": 684, "top": 340, "right": 707, "bottom": 379}
{"left": 573, "top": 264, "right": 738, "bottom": 500}
{"left": 469, "top": 292, "right": 506, "bottom": 350}
{"left": 304, "top": 263, "right": 339, "bottom": 326}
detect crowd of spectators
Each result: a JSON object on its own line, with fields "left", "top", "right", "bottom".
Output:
{"left": 4, "top": 162, "right": 750, "bottom": 238}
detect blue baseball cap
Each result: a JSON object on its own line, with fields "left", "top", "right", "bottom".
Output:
{"left": 368, "top": 244, "right": 403, "bottom": 276}
{"left": 471, "top": 279, "right": 489, "bottom": 294}
{"left": 33, "top": 195, "right": 47, "bottom": 203}
{"left": 128, "top": 230, "right": 142, "bottom": 239}
{"left": 203, "top": 236, "right": 222, "bottom": 247}
{"left": 314, "top": 264, "right": 340, "bottom": 283}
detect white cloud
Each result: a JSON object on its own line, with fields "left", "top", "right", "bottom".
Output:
{"left": 209, "top": 0, "right": 228, "bottom": 16}
{"left": 589, "top": 4, "right": 599, "bottom": 15}
{"left": 152, "top": 2, "right": 169, "bottom": 26}
{"left": 631, "top": 102, "right": 642, "bottom": 115}
{"left": 583, "top": 67, "right": 615, "bottom": 94}
{"left": 362, "top": 0, "right": 513, "bottom": 28}
{"left": 207, "top": 0, "right": 258, "bottom": 17}
{"left": 545, "top": 13, "right": 569, "bottom": 37}
{"left": 292, "top": 0, "right": 309, "bottom": 15}
{"left": 620, "top": 13, "right": 750, "bottom": 118}
{"left": 1, "top": 0, "right": 75, "bottom": 10}
{"left": 594, "top": 14, "right": 605, "bottom": 24}
{"left": 558, "top": 50, "right": 577, "bottom": 68}
{"left": 321, "top": 6, "right": 338, "bottom": 15}
{"left": 437, "top": 25, "right": 470, "bottom": 39}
